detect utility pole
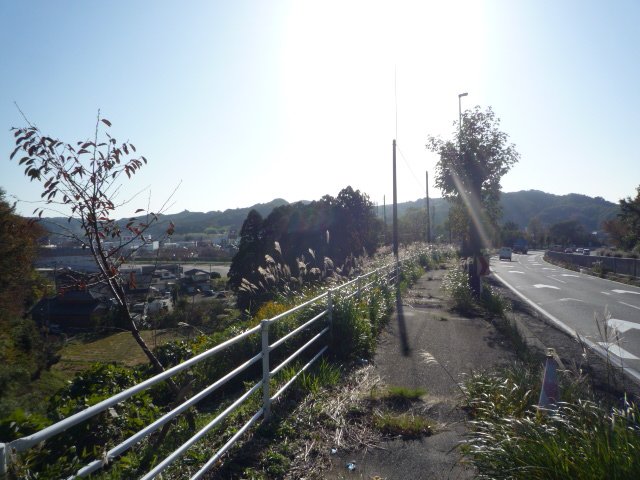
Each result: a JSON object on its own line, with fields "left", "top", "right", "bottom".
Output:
{"left": 392, "top": 140, "right": 398, "bottom": 259}
{"left": 383, "top": 195, "right": 387, "bottom": 244}
{"left": 425, "top": 171, "right": 431, "bottom": 244}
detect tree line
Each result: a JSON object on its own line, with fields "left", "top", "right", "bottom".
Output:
{"left": 228, "top": 186, "right": 383, "bottom": 312}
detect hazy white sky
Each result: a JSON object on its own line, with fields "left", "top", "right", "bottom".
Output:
{"left": 2, "top": 1, "right": 639, "bottom": 218}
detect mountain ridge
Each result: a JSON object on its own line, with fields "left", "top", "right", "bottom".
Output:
{"left": 38, "top": 190, "right": 618, "bottom": 240}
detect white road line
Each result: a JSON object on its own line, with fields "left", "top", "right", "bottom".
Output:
{"left": 509, "top": 271, "right": 526, "bottom": 274}
{"left": 493, "top": 271, "right": 640, "bottom": 385}
{"left": 533, "top": 284, "right": 560, "bottom": 290}
{"left": 601, "top": 292, "right": 611, "bottom": 296}
{"left": 561, "top": 274, "right": 579, "bottom": 278}
{"left": 547, "top": 276, "right": 567, "bottom": 284}
{"left": 612, "top": 289, "right": 640, "bottom": 295}
{"left": 608, "top": 318, "right": 640, "bottom": 333}
{"left": 559, "top": 298, "right": 584, "bottom": 303}
{"left": 620, "top": 301, "right": 640, "bottom": 311}
{"left": 597, "top": 343, "right": 640, "bottom": 360}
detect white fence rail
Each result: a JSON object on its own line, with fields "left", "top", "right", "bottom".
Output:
{"left": 0, "top": 256, "right": 414, "bottom": 479}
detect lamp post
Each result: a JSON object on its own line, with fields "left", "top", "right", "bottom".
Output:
{"left": 458, "top": 92, "right": 468, "bottom": 133}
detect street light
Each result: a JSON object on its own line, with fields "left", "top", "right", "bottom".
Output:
{"left": 458, "top": 92, "right": 468, "bottom": 130}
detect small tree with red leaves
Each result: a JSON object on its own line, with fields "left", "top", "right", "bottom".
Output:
{"left": 10, "top": 113, "right": 177, "bottom": 377}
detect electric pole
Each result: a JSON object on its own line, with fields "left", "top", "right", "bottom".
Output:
{"left": 426, "top": 171, "right": 431, "bottom": 244}
{"left": 392, "top": 140, "right": 398, "bottom": 259}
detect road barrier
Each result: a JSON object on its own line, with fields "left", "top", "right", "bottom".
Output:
{"left": 545, "top": 251, "right": 640, "bottom": 279}
{"left": 0, "top": 254, "right": 418, "bottom": 479}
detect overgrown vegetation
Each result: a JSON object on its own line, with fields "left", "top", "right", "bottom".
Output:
{"left": 441, "top": 262, "right": 475, "bottom": 313}
{"left": 1, "top": 245, "right": 445, "bottom": 479}
{"left": 462, "top": 363, "right": 640, "bottom": 479}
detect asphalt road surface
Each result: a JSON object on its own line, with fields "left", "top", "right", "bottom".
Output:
{"left": 491, "top": 250, "right": 640, "bottom": 378}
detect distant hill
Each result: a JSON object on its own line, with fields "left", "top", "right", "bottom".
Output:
{"left": 38, "top": 190, "right": 618, "bottom": 241}
{"left": 148, "top": 198, "right": 291, "bottom": 236}
{"left": 380, "top": 190, "right": 618, "bottom": 233}
{"left": 499, "top": 190, "right": 618, "bottom": 232}
{"left": 39, "top": 198, "right": 291, "bottom": 241}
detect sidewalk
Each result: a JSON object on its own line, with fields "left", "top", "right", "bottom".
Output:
{"left": 324, "top": 268, "right": 517, "bottom": 479}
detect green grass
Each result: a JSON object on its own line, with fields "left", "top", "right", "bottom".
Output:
{"left": 372, "top": 412, "right": 433, "bottom": 438}
{"left": 371, "top": 386, "right": 427, "bottom": 402}
{"left": 53, "top": 330, "right": 186, "bottom": 375}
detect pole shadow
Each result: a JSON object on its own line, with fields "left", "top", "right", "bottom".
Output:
{"left": 396, "top": 285, "right": 411, "bottom": 356}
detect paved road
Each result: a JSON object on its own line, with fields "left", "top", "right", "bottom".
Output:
{"left": 491, "top": 250, "right": 640, "bottom": 377}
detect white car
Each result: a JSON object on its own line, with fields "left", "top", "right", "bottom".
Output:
{"left": 499, "top": 247, "right": 512, "bottom": 261}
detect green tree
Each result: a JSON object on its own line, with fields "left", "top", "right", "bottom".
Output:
{"left": 332, "top": 186, "right": 381, "bottom": 260}
{"left": 500, "top": 220, "right": 524, "bottom": 248}
{"left": 605, "top": 185, "right": 640, "bottom": 251}
{"left": 427, "top": 106, "right": 519, "bottom": 294}
{"left": 549, "top": 220, "right": 588, "bottom": 246}
{"left": 228, "top": 186, "right": 383, "bottom": 312}
{"left": 398, "top": 207, "right": 427, "bottom": 244}
{"left": 0, "top": 188, "right": 54, "bottom": 414}
{"left": 0, "top": 188, "right": 45, "bottom": 316}
{"left": 228, "top": 209, "right": 265, "bottom": 298}
{"left": 527, "top": 216, "right": 546, "bottom": 249}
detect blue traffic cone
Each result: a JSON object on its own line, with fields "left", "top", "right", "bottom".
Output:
{"left": 538, "top": 349, "right": 559, "bottom": 409}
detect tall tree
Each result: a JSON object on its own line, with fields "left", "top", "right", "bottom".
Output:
{"left": 527, "top": 216, "right": 546, "bottom": 249}
{"left": 427, "top": 106, "right": 519, "bottom": 294}
{"left": 0, "top": 188, "right": 45, "bottom": 317}
{"left": 0, "top": 189, "right": 63, "bottom": 414}
{"left": 618, "top": 186, "right": 640, "bottom": 251}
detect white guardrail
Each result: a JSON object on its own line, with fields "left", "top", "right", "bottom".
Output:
{"left": 0, "top": 257, "right": 411, "bottom": 479}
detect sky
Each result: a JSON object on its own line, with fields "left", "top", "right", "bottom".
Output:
{"left": 1, "top": 0, "right": 639, "bottom": 219}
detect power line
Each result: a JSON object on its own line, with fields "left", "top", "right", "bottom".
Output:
{"left": 395, "top": 142, "right": 424, "bottom": 196}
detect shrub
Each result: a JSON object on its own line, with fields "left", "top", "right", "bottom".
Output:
{"left": 329, "top": 297, "right": 373, "bottom": 361}
{"left": 441, "top": 265, "right": 474, "bottom": 312}
{"left": 480, "top": 283, "right": 511, "bottom": 317}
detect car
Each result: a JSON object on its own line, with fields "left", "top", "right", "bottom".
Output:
{"left": 582, "top": 248, "right": 590, "bottom": 255}
{"left": 576, "top": 248, "right": 583, "bottom": 254}
{"left": 499, "top": 247, "right": 512, "bottom": 261}
{"left": 564, "top": 248, "right": 573, "bottom": 253}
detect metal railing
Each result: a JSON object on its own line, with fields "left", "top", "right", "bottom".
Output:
{"left": 545, "top": 251, "right": 640, "bottom": 278}
{"left": 0, "top": 256, "right": 414, "bottom": 479}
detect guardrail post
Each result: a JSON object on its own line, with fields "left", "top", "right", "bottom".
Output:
{"left": 0, "top": 442, "right": 7, "bottom": 476}
{"left": 356, "top": 276, "right": 362, "bottom": 300}
{"left": 327, "top": 289, "right": 333, "bottom": 327}
{"left": 261, "top": 320, "right": 271, "bottom": 421}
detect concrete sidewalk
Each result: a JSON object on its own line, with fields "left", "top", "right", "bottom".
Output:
{"left": 326, "top": 269, "right": 517, "bottom": 479}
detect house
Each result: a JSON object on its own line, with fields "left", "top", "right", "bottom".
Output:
{"left": 32, "top": 289, "right": 111, "bottom": 332}
{"left": 181, "top": 268, "right": 212, "bottom": 293}
{"left": 183, "top": 268, "right": 210, "bottom": 282}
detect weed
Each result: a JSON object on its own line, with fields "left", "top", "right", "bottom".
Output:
{"left": 480, "top": 282, "right": 511, "bottom": 318}
{"left": 371, "top": 386, "right": 427, "bottom": 402}
{"left": 372, "top": 412, "right": 433, "bottom": 438}
{"left": 462, "top": 362, "right": 640, "bottom": 479}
